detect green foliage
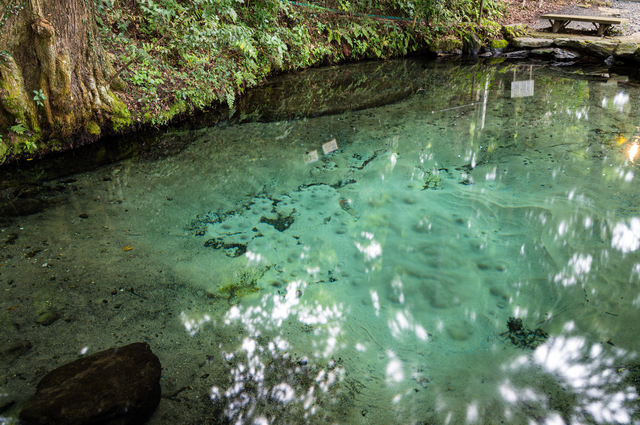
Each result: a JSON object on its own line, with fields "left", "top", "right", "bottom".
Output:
{"left": 0, "top": 1, "right": 25, "bottom": 29}
{"left": 501, "top": 23, "right": 529, "bottom": 40}
{"left": 93, "top": 0, "right": 495, "bottom": 126}
{"left": 24, "top": 139, "right": 37, "bottom": 151}
{"left": 10, "top": 123, "right": 26, "bottom": 135}
{"left": 32, "top": 89, "right": 46, "bottom": 107}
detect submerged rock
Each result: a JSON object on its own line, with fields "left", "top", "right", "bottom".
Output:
{"left": 19, "top": 342, "right": 161, "bottom": 425}
{"left": 501, "top": 317, "right": 549, "bottom": 350}
{"left": 0, "top": 198, "right": 45, "bottom": 217}
{"left": 34, "top": 309, "right": 61, "bottom": 326}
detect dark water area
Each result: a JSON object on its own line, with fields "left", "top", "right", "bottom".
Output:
{"left": 2, "top": 58, "right": 640, "bottom": 424}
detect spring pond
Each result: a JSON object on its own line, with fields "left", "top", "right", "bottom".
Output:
{"left": 2, "top": 58, "right": 640, "bottom": 424}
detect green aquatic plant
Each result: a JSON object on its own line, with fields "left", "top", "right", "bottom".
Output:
{"left": 216, "top": 266, "right": 270, "bottom": 303}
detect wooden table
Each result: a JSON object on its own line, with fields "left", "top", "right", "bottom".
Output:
{"left": 540, "top": 14, "right": 628, "bottom": 36}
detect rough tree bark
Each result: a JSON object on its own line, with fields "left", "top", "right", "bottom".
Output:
{"left": 0, "top": 0, "right": 130, "bottom": 161}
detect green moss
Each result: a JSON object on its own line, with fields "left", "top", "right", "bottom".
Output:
{"left": 0, "top": 58, "right": 32, "bottom": 127}
{"left": 429, "top": 36, "right": 463, "bottom": 54}
{"left": 163, "top": 101, "right": 189, "bottom": 122}
{"left": 489, "top": 39, "right": 509, "bottom": 49}
{"left": 87, "top": 120, "right": 101, "bottom": 135}
{"left": 108, "top": 95, "right": 132, "bottom": 132}
{"left": 0, "top": 141, "right": 8, "bottom": 159}
{"left": 501, "top": 24, "right": 529, "bottom": 41}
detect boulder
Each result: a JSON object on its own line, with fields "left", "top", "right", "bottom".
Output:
{"left": 585, "top": 40, "right": 617, "bottom": 58}
{"left": 463, "top": 33, "right": 483, "bottom": 56}
{"left": 512, "top": 37, "right": 554, "bottom": 49}
{"left": 613, "top": 42, "right": 640, "bottom": 62}
{"left": 484, "top": 39, "right": 509, "bottom": 55}
{"left": 429, "top": 37, "right": 463, "bottom": 56}
{"left": 19, "top": 342, "right": 161, "bottom": 425}
{"left": 554, "top": 38, "right": 588, "bottom": 50}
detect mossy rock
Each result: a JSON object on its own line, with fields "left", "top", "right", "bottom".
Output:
{"left": 502, "top": 24, "right": 529, "bottom": 41}
{"left": 462, "top": 32, "right": 483, "bottom": 54}
{"left": 86, "top": 120, "right": 101, "bottom": 135}
{"left": 109, "top": 96, "right": 132, "bottom": 132}
{"left": 489, "top": 39, "right": 509, "bottom": 50}
{"left": 0, "top": 141, "right": 9, "bottom": 160}
{"left": 429, "top": 36, "right": 463, "bottom": 55}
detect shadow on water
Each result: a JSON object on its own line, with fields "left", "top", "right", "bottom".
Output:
{"left": 3, "top": 57, "right": 640, "bottom": 424}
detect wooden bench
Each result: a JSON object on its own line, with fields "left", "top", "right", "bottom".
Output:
{"left": 540, "top": 14, "right": 628, "bottom": 36}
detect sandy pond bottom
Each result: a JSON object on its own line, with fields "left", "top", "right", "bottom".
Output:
{"left": 2, "top": 61, "right": 640, "bottom": 424}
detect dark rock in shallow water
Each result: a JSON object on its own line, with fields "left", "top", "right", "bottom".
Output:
{"left": 0, "top": 198, "right": 45, "bottom": 217}
{"left": 35, "top": 309, "right": 62, "bottom": 326}
{"left": 0, "top": 338, "right": 32, "bottom": 364}
{"left": 19, "top": 342, "right": 161, "bottom": 425}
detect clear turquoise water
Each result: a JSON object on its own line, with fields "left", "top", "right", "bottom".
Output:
{"left": 2, "top": 60, "right": 640, "bottom": 424}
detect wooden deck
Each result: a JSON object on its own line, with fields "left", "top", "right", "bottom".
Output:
{"left": 540, "top": 14, "right": 629, "bottom": 36}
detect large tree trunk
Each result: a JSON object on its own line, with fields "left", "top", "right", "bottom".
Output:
{"left": 0, "top": 0, "right": 129, "bottom": 161}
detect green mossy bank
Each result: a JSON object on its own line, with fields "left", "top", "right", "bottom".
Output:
{"left": 0, "top": 0, "right": 510, "bottom": 164}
